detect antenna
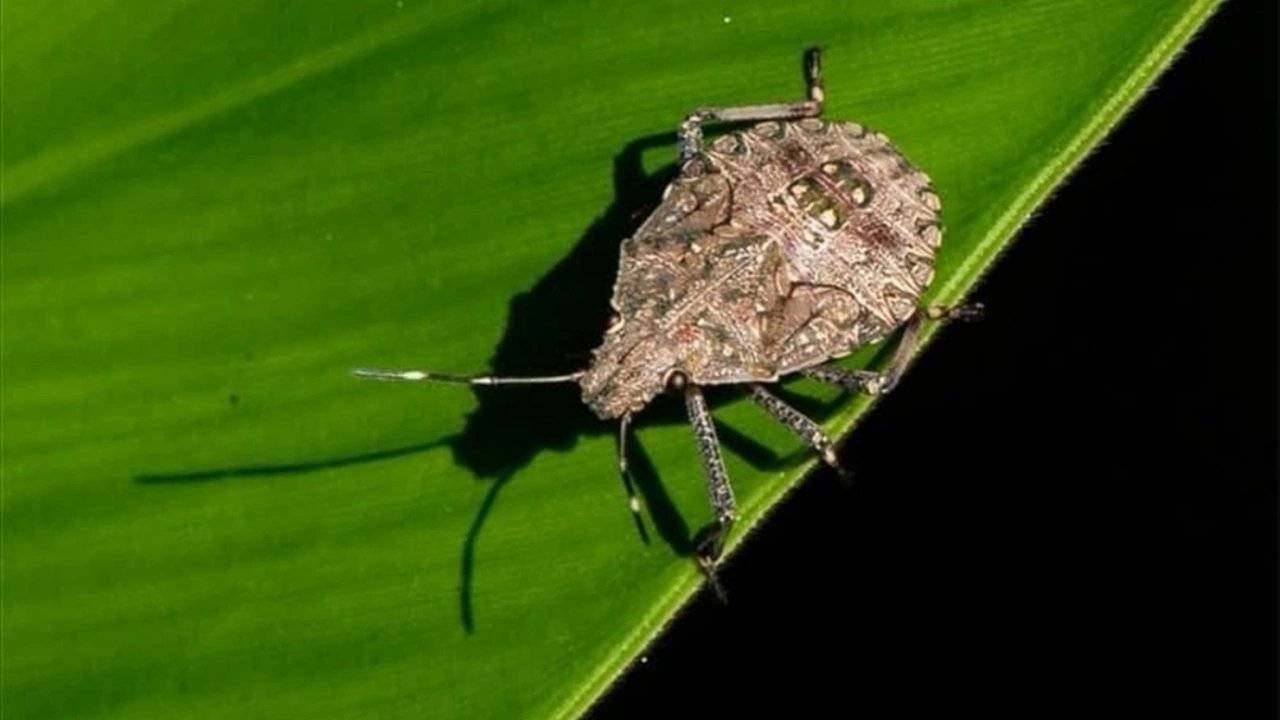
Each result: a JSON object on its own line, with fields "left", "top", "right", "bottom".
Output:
{"left": 351, "top": 367, "right": 584, "bottom": 386}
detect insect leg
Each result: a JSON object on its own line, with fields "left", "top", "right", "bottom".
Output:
{"left": 678, "top": 46, "right": 826, "bottom": 161}
{"left": 745, "top": 384, "right": 849, "bottom": 479}
{"left": 800, "top": 365, "right": 887, "bottom": 394}
{"left": 351, "top": 367, "right": 584, "bottom": 386}
{"left": 926, "top": 302, "right": 985, "bottom": 323}
{"left": 684, "top": 385, "right": 736, "bottom": 579}
{"left": 617, "top": 413, "right": 642, "bottom": 518}
{"left": 802, "top": 301, "right": 985, "bottom": 395}
{"left": 801, "top": 308, "right": 924, "bottom": 396}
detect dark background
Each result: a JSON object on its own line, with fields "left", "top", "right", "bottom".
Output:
{"left": 594, "top": 1, "right": 1277, "bottom": 716}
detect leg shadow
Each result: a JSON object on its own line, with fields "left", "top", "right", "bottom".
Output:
{"left": 459, "top": 472, "right": 511, "bottom": 633}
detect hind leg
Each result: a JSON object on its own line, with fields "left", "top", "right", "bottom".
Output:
{"left": 678, "top": 47, "right": 825, "bottom": 161}
{"left": 745, "top": 384, "right": 848, "bottom": 479}
{"left": 802, "top": 302, "right": 984, "bottom": 395}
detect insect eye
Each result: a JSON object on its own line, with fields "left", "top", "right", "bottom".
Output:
{"left": 606, "top": 312, "right": 624, "bottom": 334}
{"left": 664, "top": 370, "right": 688, "bottom": 393}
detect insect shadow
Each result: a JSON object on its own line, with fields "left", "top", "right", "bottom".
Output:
{"left": 449, "top": 131, "right": 843, "bottom": 631}
{"left": 449, "top": 133, "right": 692, "bottom": 554}
{"left": 133, "top": 132, "right": 848, "bottom": 633}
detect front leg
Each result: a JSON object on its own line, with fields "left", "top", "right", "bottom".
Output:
{"left": 684, "top": 384, "right": 735, "bottom": 596}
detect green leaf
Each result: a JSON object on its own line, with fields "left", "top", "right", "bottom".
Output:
{"left": 1, "top": 1, "right": 1219, "bottom": 717}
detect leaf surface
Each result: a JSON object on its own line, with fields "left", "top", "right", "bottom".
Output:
{"left": 1, "top": 1, "right": 1219, "bottom": 716}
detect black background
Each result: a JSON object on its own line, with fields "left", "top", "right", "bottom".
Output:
{"left": 593, "top": 1, "right": 1277, "bottom": 716}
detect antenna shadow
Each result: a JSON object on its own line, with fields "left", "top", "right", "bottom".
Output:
{"left": 134, "top": 440, "right": 450, "bottom": 484}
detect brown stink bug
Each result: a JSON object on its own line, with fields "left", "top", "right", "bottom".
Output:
{"left": 355, "top": 48, "right": 978, "bottom": 588}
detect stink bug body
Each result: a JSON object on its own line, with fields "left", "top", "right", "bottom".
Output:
{"left": 355, "top": 48, "right": 976, "bottom": 588}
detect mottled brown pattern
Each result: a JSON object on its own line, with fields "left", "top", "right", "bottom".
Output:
{"left": 582, "top": 118, "right": 940, "bottom": 419}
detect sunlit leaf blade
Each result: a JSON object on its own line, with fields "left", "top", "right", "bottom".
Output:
{"left": 1, "top": 1, "right": 1219, "bottom": 717}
